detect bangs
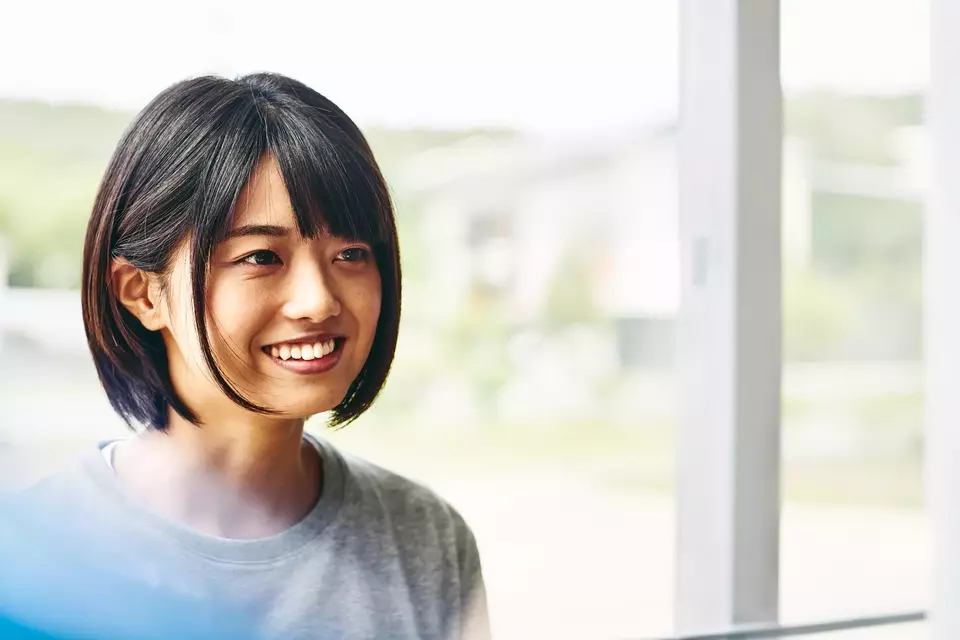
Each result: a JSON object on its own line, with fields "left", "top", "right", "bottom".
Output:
{"left": 266, "top": 109, "right": 390, "bottom": 246}
{"left": 197, "top": 92, "right": 391, "bottom": 254}
{"left": 194, "top": 104, "right": 269, "bottom": 250}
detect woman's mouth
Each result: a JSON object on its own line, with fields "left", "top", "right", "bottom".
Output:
{"left": 262, "top": 337, "right": 345, "bottom": 374}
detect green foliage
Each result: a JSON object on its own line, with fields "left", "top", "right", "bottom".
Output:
{"left": 811, "top": 193, "right": 923, "bottom": 276}
{"left": 786, "top": 91, "right": 923, "bottom": 165}
{"left": 783, "top": 268, "right": 859, "bottom": 360}
{"left": 543, "top": 241, "right": 600, "bottom": 327}
{"left": 0, "top": 100, "right": 131, "bottom": 287}
{"left": 782, "top": 92, "right": 925, "bottom": 361}
{"left": 784, "top": 263, "right": 923, "bottom": 361}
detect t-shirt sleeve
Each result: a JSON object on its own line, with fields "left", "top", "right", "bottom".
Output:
{"left": 455, "top": 515, "right": 491, "bottom": 640}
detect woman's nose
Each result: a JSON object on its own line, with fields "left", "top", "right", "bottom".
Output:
{"left": 281, "top": 263, "right": 342, "bottom": 322}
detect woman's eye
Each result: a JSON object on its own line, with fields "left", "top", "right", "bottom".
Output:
{"left": 337, "top": 247, "right": 371, "bottom": 263}
{"left": 241, "top": 250, "right": 282, "bottom": 267}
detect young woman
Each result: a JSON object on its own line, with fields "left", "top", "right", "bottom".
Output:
{"left": 1, "top": 73, "right": 488, "bottom": 640}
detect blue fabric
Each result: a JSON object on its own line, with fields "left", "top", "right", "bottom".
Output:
{"left": 0, "top": 497, "right": 259, "bottom": 640}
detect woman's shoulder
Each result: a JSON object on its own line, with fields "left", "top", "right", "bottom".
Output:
{"left": 324, "top": 443, "right": 490, "bottom": 638}
{"left": 322, "top": 438, "right": 475, "bottom": 542}
{"left": 3, "top": 444, "right": 106, "bottom": 514}
{"left": 3, "top": 451, "right": 79, "bottom": 506}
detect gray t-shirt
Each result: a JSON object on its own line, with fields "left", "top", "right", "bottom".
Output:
{"left": 0, "top": 436, "right": 489, "bottom": 640}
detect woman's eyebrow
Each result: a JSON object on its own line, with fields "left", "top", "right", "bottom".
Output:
{"left": 224, "top": 224, "right": 291, "bottom": 240}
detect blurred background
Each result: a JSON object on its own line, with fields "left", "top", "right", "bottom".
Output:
{"left": 0, "top": 1, "right": 931, "bottom": 638}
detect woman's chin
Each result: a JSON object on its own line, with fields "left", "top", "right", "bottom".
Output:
{"left": 270, "top": 397, "right": 343, "bottom": 422}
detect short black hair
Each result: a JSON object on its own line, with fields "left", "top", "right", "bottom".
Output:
{"left": 81, "top": 73, "right": 401, "bottom": 430}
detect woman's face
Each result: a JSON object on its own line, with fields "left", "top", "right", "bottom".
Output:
{"left": 157, "top": 155, "right": 383, "bottom": 422}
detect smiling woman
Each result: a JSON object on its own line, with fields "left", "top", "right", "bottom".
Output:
{"left": 110, "top": 151, "right": 387, "bottom": 428}
{"left": 85, "top": 75, "right": 399, "bottom": 431}
{"left": 0, "top": 73, "right": 488, "bottom": 640}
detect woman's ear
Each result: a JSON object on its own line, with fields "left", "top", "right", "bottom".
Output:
{"left": 111, "top": 259, "right": 166, "bottom": 331}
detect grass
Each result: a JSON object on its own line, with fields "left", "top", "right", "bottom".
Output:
{"left": 322, "top": 414, "right": 924, "bottom": 509}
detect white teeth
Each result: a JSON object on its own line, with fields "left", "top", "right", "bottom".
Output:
{"left": 271, "top": 339, "right": 337, "bottom": 360}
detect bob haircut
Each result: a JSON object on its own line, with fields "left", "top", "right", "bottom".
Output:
{"left": 81, "top": 73, "right": 401, "bottom": 431}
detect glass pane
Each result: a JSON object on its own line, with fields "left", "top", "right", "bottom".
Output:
{"left": 780, "top": 0, "right": 929, "bottom": 626}
{"left": 0, "top": 2, "right": 680, "bottom": 638}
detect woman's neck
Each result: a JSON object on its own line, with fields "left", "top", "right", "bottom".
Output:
{"left": 113, "top": 412, "right": 322, "bottom": 539}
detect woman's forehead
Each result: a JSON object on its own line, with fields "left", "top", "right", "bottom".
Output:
{"left": 232, "top": 156, "right": 295, "bottom": 228}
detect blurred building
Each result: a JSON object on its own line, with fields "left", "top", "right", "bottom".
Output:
{"left": 394, "top": 127, "right": 908, "bottom": 369}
